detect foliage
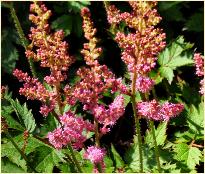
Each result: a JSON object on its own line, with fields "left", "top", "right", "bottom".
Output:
{"left": 1, "top": 1, "right": 204, "bottom": 173}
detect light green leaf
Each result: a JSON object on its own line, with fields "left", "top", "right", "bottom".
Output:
{"left": 1, "top": 135, "right": 27, "bottom": 171}
{"left": 159, "top": 67, "right": 174, "bottom": 84}
{"left": 145, "top": 122, "right": 167, "bottom": 148}
{"left": 1, "top": 157, "right": 26, "bottom": 173}
{"left": 124, "top": 136, "right": 157, "bottom": 172}
{"left": 33, "top": 146, "right": 65, "bottom": 173}
{"left": 111, "top": 144, "right": 124, "bottom": 169}
{"left": 51, "top": 15, "right": 72, "bottom": 36}
{"left": 186, "top": 102, "right": 204, "bottom": 135}
{"left": 123, "top": 94, "right": 130, "bottom": 107}
{"left": 174, "top": 143, "right": 202, "bottom": 170}
{"left": 104, "top": 155, "right": 114, "bottom": 173}
{"left": 158, "top": 36, "right": 194, "bottom": 84}
{"left": 8, "top": 98, "right": 36, "bottom": 133}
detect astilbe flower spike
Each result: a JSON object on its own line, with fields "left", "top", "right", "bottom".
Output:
{"left": 194, "top": 53, "right": 204, "bottom": 95}
{"left": 64, "top": 7, "right": 127, "bottom": 134}
{"left": 136, "top": 99, "right": 184, "bottom": 121}
{"left": 13, "top": 2, "right": 75, "bottom": 116}
{"left": 106, "top": 1, "right": 166, "bottom": 94}
{"left": 84, "top": 146, "right": 106, "bottom": 173}
{"left": 48, "top": 111, "right": 94, "bottom": 149}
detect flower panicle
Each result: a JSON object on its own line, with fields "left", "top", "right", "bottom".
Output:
{"left": 26, "top": 2, "right": 74, "bottom": 85}
{"left": 48, "top": 111, "right": 94, "bottom": 149}
{"left": 136, "top": 99, "right": 184, "bottom": 121}
{"left": 105, "top": 1, "right": 166, "bottom": 76}
{"left": 194, "top": 53, "right": 204, "bottom": 95}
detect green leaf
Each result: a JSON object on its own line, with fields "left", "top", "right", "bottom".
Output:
{"left": 174, "top": 143, "right": 202, "bottom": 170}
{"left": 104, "top": 155, "right": 114, "bottom": 173}
{"left": 67, "top": 1, "right": 90, "bottom": 13}
{"left": 185, "top": 13, "right": 203, "bottom": 32}
{"left": 145, "top": 122, "right": 167, "bottom": 148}
{"left": 1, "top": 157, "right": 26, "bottom": 173}
{"left": 8, "top": 98, "right": 36, "bottom": 133}
{"left": 1, "top": 105, "right": 24, "bottom": 131}
{"left": 1, "top": 135, "right": 27, "bottom": 171}
{"left": 111, "top": 144, "right": 124, "bottom": 169}
{"left": 32, "top": 146, "right": 65, "bottom": 173}
{"left": 158, "top": 36, "right": 194, "bottom": 84}
{"left": 186, "top": 102, "right": 204, "bottom": 135}
{"left": 124, "top": 136, "right": 157, "bottom": 172}
{"left": 51, "top": 15, "right": 72, "bottom": 36}
{"left": 1, "top": 28, "right": 20, "bottom": 74}
{"left": 123, "top": 94, "right": 130, "bottom": 107}
{"left": 159, "top": 67, "right": 174, "bottom": 84}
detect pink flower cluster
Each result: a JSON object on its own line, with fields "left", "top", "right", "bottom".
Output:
{"left": 106, "top": 1, "right": 166, "bottom": 76}
{"left": 84, "top": 146, "right": 106, "bottom": 172}
{"left": 194, "top": 53, "right": 204, "bottom": 95}
{"left": 13, "top": 69, "right": 57, "bottom": 116}
{"left": 136, "top": 76, "right": 155, "bottom": 93}
{"left": 92, "top": 95, "right": 125, "bottom": 134}
{"left": 48, "top": 111, "right": 94, "bottom": 149}
{"left": 136, "top": 99, "right": 184, "bottom": 121}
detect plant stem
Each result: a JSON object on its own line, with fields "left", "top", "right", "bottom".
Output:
{"left": 131, "top": 70, "right": 143, "bottom": 173}
{"left": 5, "top": 131, "right": 37, "bottom": 173}
{"left": 94, "top": 118, "right": 100, "bottom": 147}
{"left": 68, "top": 144, "right": 83, "bottom": 173}
{"left": 149, "top": 120, "right": 161, "bottom": 173}
{"left": 9, "top": 3, "right": 37, "bottom": 78}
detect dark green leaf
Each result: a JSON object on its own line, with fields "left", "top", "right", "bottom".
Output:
{"left": 1, "top": 105, "right": 24, "bottom": 131}
{"left": 67, "top": 1, "right": 90, "bottom": 13}
{"left": 185, "top": 13, "right": 204, "bottom": 32}
{"left": 51, "top": 15, "right": 72, "bottom": 36}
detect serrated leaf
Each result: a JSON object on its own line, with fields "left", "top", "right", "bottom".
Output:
{"left": 1, "top": 105, "right": 24, "bottom": 131}
{"left": 51, "top": 15, "right": 72, "bottom": 36}
{"left": 124, "top": 136, "right": 157, "bottom": 172}
{"left": 1, "top": 157, "right": 26, "bottom": 173}
{"left": 111, "top": 144, "right": 124, "bottom": 169}
{"left": 8, "top": 98, "right": 36, "bottom": 133}
{"left": 159, "top": 67, "right": 174, "bottom": 84}
{"left": 158, "top": 36, "right": 194, "bottom": 83}
{"left": 33, "top": 146, "right": 65, "bottom": 173}
{"left": 174, "top": 143, "right": 202, "bottom": 169}
{"left": 1, "top": 135, "right": 27, "bottom": 171}
{"left": 145, "top": 122, "right": 167, "bottom": 148}
{"left": 186, "top": 102, "right": 204, "bottom": 135}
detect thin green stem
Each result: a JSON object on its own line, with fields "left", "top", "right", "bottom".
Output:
{"left": 131, "top": 70, "right": 143, "bottom": 173}
{"left": 149, "top": 120, "right": 161, "bottom": 173}
{"left": 9, "top": 4, "right": 37, "bottom": 78}
{"left": 5, "top": 131, "right": 37, "bottom": 173}
{"left": 131, "top": 96, "right": 143, "bottom": 173}
{"left": 68, "top": 144, "right": 83, "bottom": 173}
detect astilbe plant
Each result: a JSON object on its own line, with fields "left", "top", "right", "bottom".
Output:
{"left": 2, "top": 1, "right": 204, "bottom": 173}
